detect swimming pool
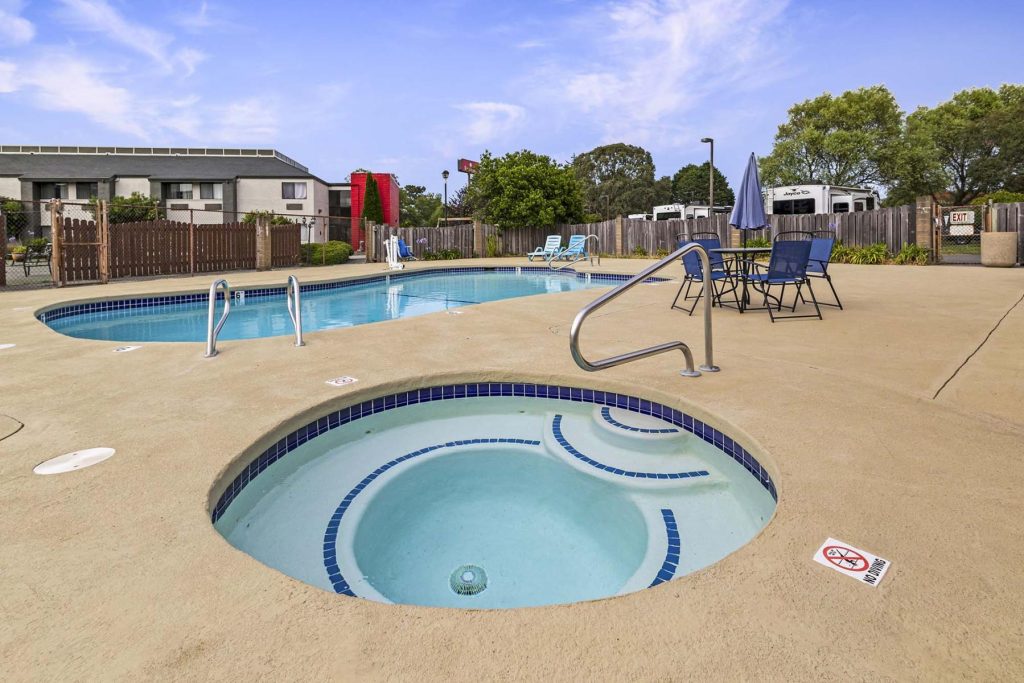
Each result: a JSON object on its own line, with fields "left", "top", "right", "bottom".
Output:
{"left": 39, "top": 267, "right": 633, "bottom": 343}
{"left": 212, "top": 384, "right": 777, "bottom": 609}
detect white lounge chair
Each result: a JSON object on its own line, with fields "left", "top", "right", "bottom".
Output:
{"left": 527, "top": 235, "right": 562, "bottom": 261}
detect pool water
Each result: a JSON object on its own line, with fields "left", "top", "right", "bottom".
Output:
{"left": 42, "top": 269, "right": 614, "bottom": 342}
{"left": 213, "top": 392, "right": 776, "bottom": 609}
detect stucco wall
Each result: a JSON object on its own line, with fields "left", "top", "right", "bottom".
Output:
{"left": 0, "top": 177, "right": 23, "bottom": 199}
{"left": 114, "top": 177, "right": 151, "bottom": 196}
{"left": 236, "top": 177, "right": 329, "bottom": 241}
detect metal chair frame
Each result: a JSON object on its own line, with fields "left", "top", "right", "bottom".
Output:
{"left": 742, "top": 239, "right": 822, "bottom": 322}
{"left": 670, "top": 237, "right": 740, "bottom": 316}
{"left": 774, "top": 230, "right": 843, "bottom": 309}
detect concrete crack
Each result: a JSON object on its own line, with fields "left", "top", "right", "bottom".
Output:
{"left": 932, "top": 290, "right": 1024, "bottom": 400}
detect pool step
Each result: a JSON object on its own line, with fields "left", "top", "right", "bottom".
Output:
{"left": 543, "top": 412, "right": 722, "bottom": 489}
{"left": 589, "top": 405, "right": 683, "bottom": 452}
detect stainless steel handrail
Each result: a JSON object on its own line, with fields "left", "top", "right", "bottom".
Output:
{"left": 548, "top": 234, "right": 601, "bottom": 271}
{"left": 286, "top": 275, "right": 305, "bottom": 347}
{"left": 204, "top": 279, "right": 231, "bottom": 358}
{"left": 569, "top": 243, "right": 719, "bottom": 377}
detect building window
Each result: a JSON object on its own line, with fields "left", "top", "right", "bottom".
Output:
{"left": 75, "top": 182, "right": 99, "bottom": 199}
{"left": 282, "top": 182, "right": 307, "bottom": 199}
{"left": 832, "top": 202, "right": 850, "bottom": 213}
{"left": 865, "top": 197, "right": 875, "bottom": 210}
{"left": 168, "top": 183, "right": 193, "bottom": 200}
{"left": 39, "top": 183, "right": 69, "bottom": 200}
{"left": 655, "top": 211, "right": 681, "bottom": 220}
{"left": 199, "top": 183, "right": 223, "bottom": 200}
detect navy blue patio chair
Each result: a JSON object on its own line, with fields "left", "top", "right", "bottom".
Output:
{"left": 670, "top": 237, "right": 739, "bottom": 316}
{"left": 774, "top": 230, "right": 842, "bottom": 309}
{"left": 741, "top": 239, "right": 821, "bottom": 322}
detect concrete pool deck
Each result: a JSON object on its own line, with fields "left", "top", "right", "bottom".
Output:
{"left": 1, "top": 258, "right": 1022, "bottom": 680}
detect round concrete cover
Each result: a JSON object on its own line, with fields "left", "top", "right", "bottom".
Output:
{"left": 34, "top": 447, "right": 116, "bottom": 475}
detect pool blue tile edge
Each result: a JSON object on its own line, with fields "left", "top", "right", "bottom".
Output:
{"left": 37, "top": 267, "right": 670, "bottom": 324}
{"left": 649, "top": 510, "right": 680, "bottom": 587}
{"left": 211, "top": 383, "right": 778, "bottom": 525}
{"left": 552, "top": 415, "right": 706, "bottom": 480}
{"left": 322, "top": 437, "right": 541, "bottom": 596}
{"left": 599, "top": 406, "right": 679, "bottom": 434}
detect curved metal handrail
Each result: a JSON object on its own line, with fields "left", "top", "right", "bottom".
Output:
{"left": 286, "top": 275, "right": 305, "bottom": 347}
{"left": 569, "top": 243, "right": 719, "bottom": 377}
{"left": 204, "top": 278, "right": 231, "bottom": 358}
{"left": 548, "top": 234, "right": 602, "bottom": 271}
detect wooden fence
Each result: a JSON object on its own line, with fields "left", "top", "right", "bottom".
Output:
{"left": 54, "top": 218, "right": 299, "bottom": 284}
{"left": 371, "top": 225, "right": 476, "bottom": 260}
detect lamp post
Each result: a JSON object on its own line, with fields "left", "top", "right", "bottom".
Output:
{"left": 442, "top": 170, "right": 449, "bottom": 226}
{"left": 701, "top": 137, "right": 714, "bottom": 216}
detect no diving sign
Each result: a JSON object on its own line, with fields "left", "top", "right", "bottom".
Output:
{"left": 813, "top": 538, "right": 891, "bottom": 587}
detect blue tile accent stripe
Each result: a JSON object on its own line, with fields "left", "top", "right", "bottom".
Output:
{"left": 37, "top": 267, "right": 669, "bottom": 324}
{"left": 599, "top": 406, "right": 679, "bottom": 434}
{"left": 211, "top": 383, "right": 777, "bottom": 525}
{"left": 649, "top": 509, "right": 680, "bottom": 587}
{"left": 322, "top": 437, "right": 542, "bottom": 596}
{"left": 552, "top": 415, "right": 708, "bottom": 480}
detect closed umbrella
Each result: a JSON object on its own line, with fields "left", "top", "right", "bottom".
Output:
{"left": 729, "top": 153, "right": 769, "bottom": 247}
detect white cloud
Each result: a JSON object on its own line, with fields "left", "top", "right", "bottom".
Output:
{"left": 57, "top": 0, "right": 206, "bottom": 75}
{"left": 524, "top": 0, "right": 791, "bottom": 145}
{"left": 0, "top": 3, "right": 34, "bottom": 44}
{"left": 454, "top": 102, "right": 526, "bottom": 145}
{"left": 0, "top": 61, "right": 17, "bottom": 93}
{"left": 516, "top": 40, "right": 545, "bottom": 49}
{"left": 211, "top": 98, "right": 279, "bottom": 141}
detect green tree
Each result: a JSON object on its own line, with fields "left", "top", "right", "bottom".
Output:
{"left": 362, "top": 173, "right": 385, "bottom": 224}
{"left": 1, "top": 198, "right": 28, "bottom": 241}
{"left": 671, "top": 162, "right": 735, "bottom": 205}
{"left": 891, "top": 85, "right": 1024, "bottom": 204}
{"left": 399, "top": 185, "right": 443, "bottom": 227}
{"left": 970, "top": 190, "right": 1024, "bottom": 205}
{"left": 89, "top": 192, "right": 160, "bottom": 224}
{"left": 652, "top": 176, "right": 673, "bottom": 206}
{"left": 571, "top": 143, "right": 657, "bottom": 218}
{"left": 467, "top": 150, "right": 584, "bottom": 229}
{"left": 760, "top": 85, "right": 904, "bottom": 188}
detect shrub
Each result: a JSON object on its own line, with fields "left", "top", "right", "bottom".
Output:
{"left": 10, "top": 245, "right": 26, "bottom": 254}
{"left": 744, "top": 236, "right": 772, "bottom": 249}
{"left": 302, "top": 241, "right": 353, "bottom": 265}
{"left": 655, "top": 247, "right": 670, "bottom": 258}
{"left": 423, "top": 248, "right": 462, "bottom": 260}
{"left": 830, "top": 241, "right": 857, "bottom": 263}
{"left": 632, "top": 245, "right": 648, "bottom": 257}
{"left": 849, "top": 242, "right": 890, "bottom": 265}
{"left": 1, "top": 198, "right": 27, "bottom": 240}
{"left": 90, "top": 193, "right": 160, "bottom": 223}
{"left": 970, "top": 190, "right": 1024, "bottom": 205}
{"left": 241, "top": 210, "right": 296, "bottom": 225}
{"left": 485, "top": 234, "right": 500, "bottom": 258}
{"left": 26, "top": 237, "right": 49, "bottom": 252}
{"left": 893, "top": 243, "right": 930, "bottom": 265}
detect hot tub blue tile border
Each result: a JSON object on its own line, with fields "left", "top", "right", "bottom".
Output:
{"left": 599, "top": 406, "right": 679, "bottom": 434}
{"left": 38, "top": 267, "right": 668, "bottom": 325}
{"left": 211, "top": 383, "right": 777, "bottom": 524}
{"left": 322, "top": 437, "right": 541, "bottom": 596}
{"left": 649, "top": 509, "right": 680, "bottom": 587}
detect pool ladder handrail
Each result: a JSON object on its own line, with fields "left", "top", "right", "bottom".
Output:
{"left": 286, "top": 275, "right": 305, "bottom": 347}
{"left": 548, "top": 234, "right": 602, "bottom": 271}
{"left": 569, "top": 242, "right": 719, "bottom": 377}
{"left": 204, "top": 278, "right": 231, "bottom": 358}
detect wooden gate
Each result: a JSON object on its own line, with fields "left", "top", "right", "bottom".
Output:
{"left": 52, "top": 200, "right": 109, "bottom": 286}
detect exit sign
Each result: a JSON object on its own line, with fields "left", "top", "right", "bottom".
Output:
{"left": 950, "top": 210, "right": 975, "bottom": 224}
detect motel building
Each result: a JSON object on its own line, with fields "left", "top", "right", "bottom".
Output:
{"left": 0, "top": 146, "right": 396, "bottom": 246}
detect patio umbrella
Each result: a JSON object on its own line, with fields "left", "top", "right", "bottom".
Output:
{"left": 729, "top": 152, "right": 769, "bottom": 247}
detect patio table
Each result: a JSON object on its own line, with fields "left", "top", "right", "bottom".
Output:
{"left": 710, "top": 246, "right": 772, "bottom": 312}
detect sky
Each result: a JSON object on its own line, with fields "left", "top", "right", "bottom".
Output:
{"left": 1, "top": 0, "right": 1022, "bottom": 197}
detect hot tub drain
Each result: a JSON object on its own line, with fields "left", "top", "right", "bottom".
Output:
{"left": 450, "top": 564, "right": 487, "bottom": 595}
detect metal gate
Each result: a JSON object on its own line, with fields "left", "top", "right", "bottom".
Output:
{"left": 935, "top": 204, "right": 988, "bottom": 264}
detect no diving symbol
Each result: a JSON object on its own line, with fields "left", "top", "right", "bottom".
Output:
{"left": 823, "top": 545, "right": 868, "bottom": 572}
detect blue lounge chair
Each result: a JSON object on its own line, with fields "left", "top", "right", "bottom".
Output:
{"left": 528, "top": 235, "right": 561, "bottom": 261}
{"left": 397, "top": 238, "right": 417, "bottom": 261}
{"left": 553, "top": 235, "right": 587, "bottom": 261}
{"left": 742, "top": 239, "right": 821, "bottom": 322}
{"left": 670, "top": 237, "right": 738, "bottom": 315}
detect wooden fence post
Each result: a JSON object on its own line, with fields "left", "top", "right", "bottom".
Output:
{"left": 614, "top": 215, "right": 623, "bottom": 256}
{"left": 98, "top": 200, "right": 110, "bottom": 284}
{"left": 189, "top": 209, "right": 196, "bottom": 276}
{"left": 366, "top": 221, "right": 376, "bottom": 262}
{"left": 0, "top": 213, "right": 6, "bottom": 288}
{"left": 473, "top": 219, "right": 484, "bottom": 258}
{"left": 50, "top": 200, "right": 63, "bottom": 287}
{"left": 255, "top": 216, "right": 272, "bottom": 271}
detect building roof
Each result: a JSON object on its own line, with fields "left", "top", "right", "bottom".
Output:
{"left": 0, "top": 146, "right": 322, "bottom": 181}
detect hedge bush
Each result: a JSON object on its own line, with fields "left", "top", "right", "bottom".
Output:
{"left": 302, "top": 241, "right": 353, "bottom": 265}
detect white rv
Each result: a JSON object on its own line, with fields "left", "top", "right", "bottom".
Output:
{"left": 652, "top": 203, "right": 728, "bottom": 220}
{"left": 627, "top": 213, "right": 653, "bottom": 221}
{"left": 763, "top": 184, "right": 880, "bottom": 215}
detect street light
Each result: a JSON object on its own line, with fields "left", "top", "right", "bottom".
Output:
{"left": 701, "top": 137, "right": 714, "bottom": 216}
{"left": 442, "top": 170, "right": 450, "bottom": 226}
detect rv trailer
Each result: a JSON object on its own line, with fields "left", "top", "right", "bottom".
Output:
{"left": 763, "top": 184, "right": 880, "bottom": 215}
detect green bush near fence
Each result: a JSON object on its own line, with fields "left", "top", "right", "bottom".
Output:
{"left": 424, "top": 248, "right": 463, "bottom": 260}
{"left": 302, "top": 241, "right": 353, "bottom": 265}
{"left": 893, "top": 243, "right": 930, "bottom": 265}
{"left": 1, "top": 198, "right": 28, "bottom": 240}
{"left": 241, "top": 210, "right": 297, "bottom": 225}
